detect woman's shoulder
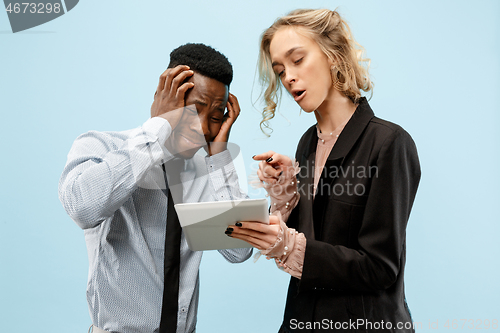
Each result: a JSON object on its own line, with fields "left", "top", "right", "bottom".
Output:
{"left": 364, "top": 116, "right": 419, "bottom": 160}
{"left": 366, "top": 116, "right": 416, "bottom": 144}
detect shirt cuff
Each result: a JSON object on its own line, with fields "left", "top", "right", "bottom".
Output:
{"left": 265, "top": 160, "right": 301, "bottom": 222}
{"left": 205, "top": 149, "right": 234, "bottom": 172}
{"left": 143, "top": 116, "right": 176, "bottom": 162}
{"left": 205, "top": 149, "right": 244, "bottom": 201}
{"left": 143, "top": 116, "right": 172, "bottom": 145}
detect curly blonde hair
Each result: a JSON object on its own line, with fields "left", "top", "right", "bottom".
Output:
{"left": 258, "top": 9, "right": 373, "bottom": 135}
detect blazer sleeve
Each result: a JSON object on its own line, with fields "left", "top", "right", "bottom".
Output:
{"left": 299, "top": 128, "right": 421, "bottom": 292}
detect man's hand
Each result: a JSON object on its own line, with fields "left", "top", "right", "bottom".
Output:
{"left": 207, "top": 93, "right": 241, "bottom": 156}
{"left": 150, "top": 65, "right": 194, "bottom": 129}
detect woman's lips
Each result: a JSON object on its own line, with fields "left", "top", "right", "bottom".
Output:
{"left": 294, "top": 90, "right": 306, "bottom": 102}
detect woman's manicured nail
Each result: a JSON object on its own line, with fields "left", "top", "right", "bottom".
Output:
{"left": 225, "top": 230, "right": 232, "bottom": 235}
{"left": 226, "top": 227, "right": 234, "bottom": 232}
{"left": 266, "top": 157, "right": 273, "bottom": 163}
{"left": 235, "top": 222, "right": 242, "bottom": 227}
{"left": 252, "top": 155, "right": 256, "bottom": 159}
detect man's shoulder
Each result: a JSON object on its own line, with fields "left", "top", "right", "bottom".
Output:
{"left": 73, "top": 127, "right": 135, "bottom": 147}
{"left": 66, "top": 128, "right": 138, "bottom": 159}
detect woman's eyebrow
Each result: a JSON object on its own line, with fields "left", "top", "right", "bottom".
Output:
{"left": 272, "top": 47, "right": 302, "bottom": 67}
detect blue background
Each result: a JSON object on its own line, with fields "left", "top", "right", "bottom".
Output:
{"left": 1, "top": 0, "right": 499, "bottom": 332}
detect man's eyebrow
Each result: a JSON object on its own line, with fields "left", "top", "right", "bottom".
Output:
{"left": 271, "top": 47, "right": 302, "bottom": 67}
{"left": 194, "top": 99, "right": 208, "bottom": 106}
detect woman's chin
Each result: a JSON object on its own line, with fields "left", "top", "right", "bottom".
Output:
{"left": 298, "top": 103, "right": 317, "bottom": 114}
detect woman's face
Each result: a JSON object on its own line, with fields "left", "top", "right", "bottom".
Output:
{"left": 269, "top": 26, "right": 334, "bottom": 113}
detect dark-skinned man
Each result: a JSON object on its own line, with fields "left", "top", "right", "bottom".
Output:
{"left": 59, "top": 43, "right": 251, "bottom": 333}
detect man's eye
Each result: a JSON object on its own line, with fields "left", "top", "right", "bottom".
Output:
{"left": 211, "top": 117, "right": 222, "bottom": 122}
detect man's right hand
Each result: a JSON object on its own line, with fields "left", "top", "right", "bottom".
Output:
{"left": 150, "top": 65, "right": 194, "bottom": 129}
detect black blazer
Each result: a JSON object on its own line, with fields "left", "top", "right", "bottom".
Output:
{"left": 280, "top": 98, "right": 421, "bottom": 332}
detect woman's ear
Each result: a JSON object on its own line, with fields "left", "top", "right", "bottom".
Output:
{"left": 327, "top": 56, "right": 338, "bottom": 68}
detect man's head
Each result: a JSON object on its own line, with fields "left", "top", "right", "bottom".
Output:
{"left": 168, "top": 43, "right": 233, "bottom": 87}
{"left": 165, "top": 43, "right": 233, "bottom": 159}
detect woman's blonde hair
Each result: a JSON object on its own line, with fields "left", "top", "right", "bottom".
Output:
{"left": 258, "top": 8, "right": 373, "bottom": 135}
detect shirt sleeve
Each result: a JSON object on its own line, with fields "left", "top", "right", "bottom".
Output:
{"left": 205, "top": 149, "right": 253, "bottom": 263}
{"left": 58, "top": 117, "right": 173, "bottom": 229}
{"left": 205, "top": 149, "right": 248, "bottom": 201}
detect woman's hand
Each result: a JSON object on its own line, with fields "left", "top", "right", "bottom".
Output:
{"left": 226, "top": 215, "right": 280, "bottom": 250}
{"left": 253, "top": 151, "right": 294, "bottom": 185}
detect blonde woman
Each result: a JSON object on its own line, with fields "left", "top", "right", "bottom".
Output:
{"left": 227, "top": 9, "right": 421, "bottom": 332}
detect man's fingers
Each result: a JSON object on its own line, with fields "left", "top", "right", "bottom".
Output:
{"left": 170, "top": 69, "right": 194, "bottom": 96}
{"left": 227, "top": 93, "right": 240, "bottom": 119}
{"left": 156, "top": 69, "right": 170, "bottom": 95}
{"left": 221, "top": 93, "right": 240, "bottom": 129}
{"left": 163, "top": 65, "right": 190, "bottom": 93}
{"left": 175, "top": 81, "right": 195, "bottom": 100}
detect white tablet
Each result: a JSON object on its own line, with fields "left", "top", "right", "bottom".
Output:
{"left": 174, "top": 198, "right": 269, "bottom": 251}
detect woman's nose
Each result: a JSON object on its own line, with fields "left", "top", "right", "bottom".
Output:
{"left": 285, "top": 70, "right": 296, "bottom": 85}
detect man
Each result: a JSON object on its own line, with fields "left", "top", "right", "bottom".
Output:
{"left": 58, "top": 43, "right": 252, "bottom": 333}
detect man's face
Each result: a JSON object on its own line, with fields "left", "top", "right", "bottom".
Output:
{"left": 165, "top": 72, "right": 228, "bottom": 159}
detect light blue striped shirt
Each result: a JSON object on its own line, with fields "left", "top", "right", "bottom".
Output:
{"left": 58, "top": 117, "right": 252, "bottom": 333}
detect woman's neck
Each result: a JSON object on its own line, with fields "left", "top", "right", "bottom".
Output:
{"left": 314, "top": 90, "right": 357, "bottom": 133}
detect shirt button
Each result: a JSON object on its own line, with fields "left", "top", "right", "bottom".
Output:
{"left": 181, "top": 308, "right": 187, "bottom": 313}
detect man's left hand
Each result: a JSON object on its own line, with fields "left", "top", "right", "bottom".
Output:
{"left": 207, "top": 93, "right": 241, "bottom": 156}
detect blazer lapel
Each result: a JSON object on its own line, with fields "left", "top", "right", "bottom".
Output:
{"left": 296, "top": 127, "right": 317, "bottom": 240}
{"left": 297, "top": 97, "right": 375, "bottom": 240}
{"left": 327, "top": 97, "right": 375, "bottom": 162}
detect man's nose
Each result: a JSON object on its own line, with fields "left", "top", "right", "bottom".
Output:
{"left": 189, "top": 114, "right": 209, "bottom": 137}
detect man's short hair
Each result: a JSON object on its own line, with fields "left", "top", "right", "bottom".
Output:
{"left": 168, "top": 43, "right": 233, "bottom": 87}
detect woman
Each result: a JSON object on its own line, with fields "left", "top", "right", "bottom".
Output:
{"left": 227, "top": 8, "right": 421, "bottom": 332}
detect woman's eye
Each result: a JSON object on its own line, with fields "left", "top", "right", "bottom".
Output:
{"left": 278, "top": 70, "right": 285, "bottom": 77}
{"left": 294, "top": 57, "right": 303, "bottom": 64}
{"left": 211, "top": 117, "right": 222, "bottom": 122}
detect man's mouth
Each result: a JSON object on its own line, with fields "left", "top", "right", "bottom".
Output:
{"left": 180, "top": 134, "right": 205, "bottom": 148}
